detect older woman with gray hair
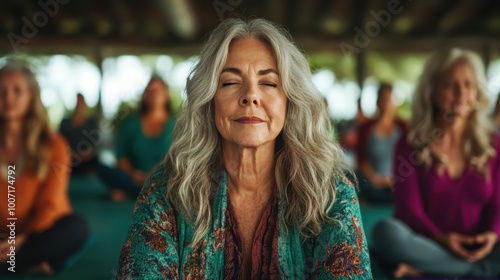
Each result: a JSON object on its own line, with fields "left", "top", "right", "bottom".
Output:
{"left": 373, "top": 49, "right": 500, "bottom": 278}
{"left": 116, "top": 18, "right": 372, "bottom": 279}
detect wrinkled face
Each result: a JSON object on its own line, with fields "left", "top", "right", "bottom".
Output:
{"left": 434, "top": 61, "right": 478, "bottom": 120}
{"left": 214, "top": 38, "right": 287, "bottom": 148}
{"left": 0, "top": 70, "right": 32, "bottom": 121}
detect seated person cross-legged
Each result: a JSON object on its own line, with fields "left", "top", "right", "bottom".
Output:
{"left": 373, "top": 48, "right": 500, "bottom": 278}
{"left": 0, "top": 59, "right": 89, "bottom": 275}
{"left": 97, "top": 76, "right": 175, "bottom": 201}
{"left": 116, "top": 18, "right": 373, "bottom": 279}
{"left": 59, "top": 93, "right": 100, "bottom": 175}
{"left": 356, "top": 83, "right": 407, "bottom": 204}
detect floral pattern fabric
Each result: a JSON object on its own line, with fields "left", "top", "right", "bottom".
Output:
{"left": 116, "top": 169, "right": 372, "bottom": 279}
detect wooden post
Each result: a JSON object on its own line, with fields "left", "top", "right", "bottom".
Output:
{"left": 93, "top": 43, "right": 104, "bottom": 119}
{"left": 356, "top": 50, "right": 366, "bottom": 119}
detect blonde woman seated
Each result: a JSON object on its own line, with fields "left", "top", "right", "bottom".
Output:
{"left": 117, "top": 18, "right": 372, "bottom": 279}
{"left": 373, "top": 49, "right": 500, "bottom": 278}
{"left": 0, "top": 59, "right": 89, "bottom": 274}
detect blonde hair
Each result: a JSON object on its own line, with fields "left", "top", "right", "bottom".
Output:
{"left": 0, "top": 59, "right": 51, "bottom": 179}
{"left": 408, "top": 48, "right": 494, "bottom": 172}
{"left": 164, "top": 18, "right": 348, "bottom": 245}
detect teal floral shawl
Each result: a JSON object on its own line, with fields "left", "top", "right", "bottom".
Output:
{"left": 117, "top": 168, "right": 372, "bottom": 279}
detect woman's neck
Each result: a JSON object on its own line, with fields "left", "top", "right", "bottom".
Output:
{"left": 5, "top": 120, "right": 23, "bottom": 138}
{"left": 222, "top": 141, "right": 276, "bottom": 196}
{"left": 378, "top": 110, "right": 395, "bottom": 124}
{"left": 3, "top": 120, "right": 24, "bottom": 164}
{"left": 143, "top": 109, "right": 169, "bottom": 121}
{"left": 437, "top": 116, "right": 467, "bottom": 146}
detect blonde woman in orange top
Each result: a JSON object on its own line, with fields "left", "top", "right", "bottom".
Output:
{"left": 0, "top": 59, "right": 89, "bottom": 275}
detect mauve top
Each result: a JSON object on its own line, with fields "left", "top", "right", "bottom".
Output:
{"left": 392, "top": 134, "right": 500, "bottom": 238}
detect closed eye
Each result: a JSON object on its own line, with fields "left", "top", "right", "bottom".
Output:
{"left": 222, "top": 82, "right": 239, "bottom": 87}
{"left": 262, "top": 83, "right": 277, "bottom": 88}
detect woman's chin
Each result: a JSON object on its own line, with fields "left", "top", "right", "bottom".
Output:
{"left": 230, "top": 138, "right": 275, "bottom": 149}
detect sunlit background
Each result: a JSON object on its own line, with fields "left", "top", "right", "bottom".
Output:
{"left": 9, "top": 53, "right": 500, "bottom": 126}
{"left": 2, "top": 0, "right": 500, "bottom": 279}
{"left": 2, "top": 0, "right": 500, "bottom": 127}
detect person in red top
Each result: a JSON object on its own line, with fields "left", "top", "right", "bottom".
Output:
{"left": 356, "top": 83, "right": 407, "bottom": 203}
{"left": 0, "top": 59, "right": 89, "bottom": 275}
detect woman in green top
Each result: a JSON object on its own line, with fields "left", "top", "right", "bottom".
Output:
{"left": 98, "top": 76, "right": 175, "bottom": 201}
{"left": 117, "top": 18, "right": 371, "bottom": 279}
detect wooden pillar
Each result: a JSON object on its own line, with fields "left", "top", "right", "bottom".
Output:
{"left": 356, "top": 50, "right": 366, "bottom": 118}
{"left": 93, "top": 43, "right": 104, "bottom": 119}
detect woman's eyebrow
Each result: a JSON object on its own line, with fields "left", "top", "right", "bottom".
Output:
{"left": 258, "top": 68, "right": 278, "bottom": 76}
{"left": 220, "top": 68, "right": 278, "bottom": 76}
{"left": 221, "top": 67, "right": 241, "bottom": 75}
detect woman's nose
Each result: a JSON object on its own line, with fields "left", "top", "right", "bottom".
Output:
{"left": 453, "top": 83, "right": 466, "bottom": 98}
{"left": 239, "top": 84, "right": 260, "bottom": 106}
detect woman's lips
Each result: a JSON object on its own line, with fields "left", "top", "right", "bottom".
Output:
{"left": 234, "top": 116, "right": 265, "bottom": 124}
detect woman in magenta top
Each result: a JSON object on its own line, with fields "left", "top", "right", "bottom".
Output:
{"left": 373, "top": 48, "right": 500, "bottom": 278}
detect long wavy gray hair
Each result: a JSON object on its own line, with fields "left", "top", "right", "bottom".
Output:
{"left": 408, "top": 48, "right": 495, "bottom": 173}
{"left": 164, "top": 18, "right": 348, "bottom": 245}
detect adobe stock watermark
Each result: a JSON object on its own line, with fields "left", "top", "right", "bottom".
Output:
{"left": 340, "top": 0, "right": 411, "bottom": 57}
{"left": 7, "top": 0, "right": 70, "bottom": 53}
{"left": 213, "top": 0, "right": 243, "bottom": 20}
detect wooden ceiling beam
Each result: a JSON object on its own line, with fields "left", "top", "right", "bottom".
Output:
{"left": 315, "top": 0, "right": 353, "bottom": 35}
{"left": 439, "top": 0, "right": 487, "bottom": 35}
{"left": 417, "top": 0, "right": 459, "bottom": 35}
{"left": 264, "top": 0, "right": 286, "bottom": 26}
